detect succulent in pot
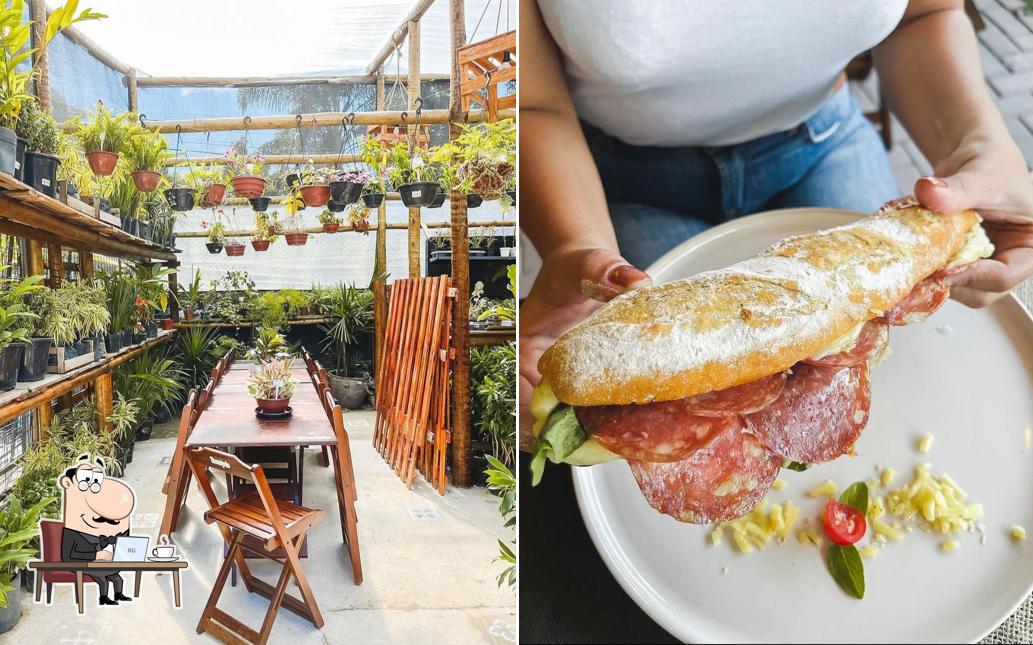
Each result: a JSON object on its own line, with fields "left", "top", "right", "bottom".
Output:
{"left": 225, "top": 149, "right": 266, "bottom": 198}
{"left": 299, "top": 166, "right": 332, "bottom": 208}
{"left": 248, "top": 357, "right": 296, "bottom": 416}
{"left": 329, "top": 168, "right": 369, "bottom": 204}
{"left": 318, "top": 208, "right": 342, "bottom": 233}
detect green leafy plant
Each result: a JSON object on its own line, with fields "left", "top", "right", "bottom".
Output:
{"left": 176, "top": 267, "right": 204, "bottom": 313}
{"left": 252, "top": 209, "right": 281, "bottom": 243}
{"left": 125, "top": 122, "right": 168, "bottom": 173}
{"left": 18, "top": 286, "right": 53, "bottom": 337}
{"left": 247, "top": 325, "right": 286, "bottom": 362}
{"left": 0, "top": 496, "right": 53, "bottom": 607}
{"left": 318, "top": 284, "right": 373, "bottom": 375}
{"left": 223, "top": 148, "right": 265, "bottom": 178}
{"left": 113, "top": 347, "right": 185, "bottom": 424}
{"left": 385, "top": 139, "right": 438, "bottom": 188}
{"left": 318, "top": 208, "right": 341, "bottom": 227}
{"left": 472, "top": 343, "right": 516, "bottom": 468}
{"left": 446, "top": 120, "right": 516, "bottom": 198}
{"left": 247, "top": 357, "right": 295, "bottom": 400}
{"left": 107, "top": 393, "right": 139, "bottom": 442}
{"left": 98, "top": 269, "right": 135, "bottom": 333}
{"left": 183, "top": 162, "right": 230, "bottom": 193}
{"left": 74, "top": 102, "right": 133, "bottom": 154}
{"left": 484, "top": 455, "right": 516, "bottom": 589}
{"left": 0, "top": 270, "right": 43, "bottom": 350}
{"left": 281, "top": 289, "right": 307, "bottom": 317}
{"left": 132, "top": 263, "right": 173, "bottom": 319}
{"left": 300, "top": 165, "right": 332, "bottom": 187}
{"left": 173, "top": 325, "right": 219, "bottom": 394}
{"left": 14, "top": 96, "right": 59, "bottom": 154}
{"left": 250, "top": 292, "right": 288, "bottom": 330}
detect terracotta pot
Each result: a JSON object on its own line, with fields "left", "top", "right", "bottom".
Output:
{"left": 285, "top": 232, "right": 309, "bottom": 246}
{"left": 354, "top": 219, "right": 370, "bottom": 233}
{"left": 202, "top": 183, "right": 226, "bottom": 207}
{"left": 322, "top": 223, "right": 340, "bottom": 234}
{"left": 225, "top": 243, "right": 245, "bottom": 256}
{"left": 300, "top": 184, "right": 330, "bottom": 207}
{"left": 255, "top": 397, "right": 291, "bottom": 415}
{"left": 251, "top": 239, "right": 270, "bottom": 252}
{"left": 131, "top": 170, "right": 161, "bottom": 192}
{"left": 230, "top": 175, "right": 266, "bottom": 198}
{"left": 299, "top": 306, "right": 310, "bottom": 317}
{"left": 86, "top": 150, "right": 119, "bottom": 176}
{"left": 183, "top": 308, "right": 194, "bottom": 321}
{"left": 160, "top": 318, "right": 174, "bottom": 330}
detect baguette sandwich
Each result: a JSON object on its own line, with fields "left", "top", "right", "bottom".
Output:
{"left": 530, "top": 206, "right": 994, "bottom": 524}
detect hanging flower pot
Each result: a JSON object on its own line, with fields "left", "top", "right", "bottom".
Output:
{"left": 467, "top": 193, "right": 483, "bottom": 209}
{"left": 160, "top": 318, "right": 175, "bottom": 331}
{"left": 329, "top": 181, "right": 363, "bottom": 204}
{"left": 249, "top": 196, "right": 271, "bottom": 211}
{"left": 323, "top": 222, "right": 340, "bottom": 234}
{"left": 398, "top": 181, "right": 439, "bottom": 207}
{"left": 251, "top": 239, "right": 270, "bottom": 252}
{"left": 354, "top": 219, "right": 370, "bottom": 234}
{"left": 131, "top": 170, "right": 161, "bottom": 192}
{"left": 225, "top": 243, "right": 245, "bottom": 256}
{"left": 326, "top": 199, "right": 347, "bottom": 213}
{"left": 362, "top": 192, "right": 386, "bottom": 208}
{"left": 285, "top": 232, "right": 309, "bottom": 246}
{"left": 286, "top": 172, "right": 301, "bottom": 189}
{"left": 299, "top": 184, "right": 331, "bottom": 208}
{"left": 231, "top": 175, "right": 266, "bottom": 198}
{"left": 427, "top": 190, "right": 446, "bottom": 209}
{"left": 507, "top": 190, "right": 516, "bottom": 204}
{"left": 164, "top": 187, "right": 196, "bottom": 212}
{"left": 86, "top": 150, "right": 119, "bottom": 176}
{"left": 201, "top": 183, "right": 226, "bottom": 208}
{"left": 469, "top": 162, "right": 514, "bottom": 199}
{"left": 205, "top": 241, "right": 223, "bottom": 254}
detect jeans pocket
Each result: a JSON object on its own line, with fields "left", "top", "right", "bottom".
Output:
{"left": 803, "top": 87, "right": 856, "bottom": 145}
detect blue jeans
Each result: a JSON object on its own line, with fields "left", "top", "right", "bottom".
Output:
{"left": 584, "top": 87, "right": 900, "bottom": 269}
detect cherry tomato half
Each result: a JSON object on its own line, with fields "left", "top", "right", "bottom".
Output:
{"left": 822, "top": 499, "right": 867, "bottom": 546}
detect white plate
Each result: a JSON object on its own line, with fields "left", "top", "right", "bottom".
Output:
{"left": 573, "top": 208, "right": 1033, "bottom": 643}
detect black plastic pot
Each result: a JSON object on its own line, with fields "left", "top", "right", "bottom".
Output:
{"left": 164, "top": 187, "right": 196, "bottom": 212}
{"left": 138, "top": 221, "right": 152, "bottom": 241}
{"left": 329, "top": 181, "right": 363, "bottom": 204}
{"left": 24, "top": 151, "right": 60, "bottom": 197}
{"left": 105, "top": 332, "right": 123, "bottom": 354}
{"left": 362, "top": 193, "right": 386, "bottom": 208}
{"left": 0, "top": 343, "right": 25, "bottom": 391}
{"left": 467, "top": 193, "right": 483, "bottom": 208}
{"left": 18, "top": 337, "right": 52, "bottom": 382}
{"left": 205, "top": 241, "right": 223, "bottom": 254}
{"left": 136, "top": 421, "right": 154, "bottom": 441}
{"left": 248, "top": 196, "right": 271, "bottom": 211}
{"left": 427, "top": 190, "right": 446, "bottom": 209}
{"left": 94, "top": 332, "right": 104, "bottom": 361}
{"left": 326, "top": 199, "right": 347, "bottom": 213}
{"left": 14, "top": 137, "right": 25, "bottom": 181}
{"left": 0, "top": 126, "right": 17, "bottom": 176}
{"left": 507, "top": 190, "right": 516, "bottom": 204}
{"left": 132, "top": 331, "right": 147, "bottom": 344}
{"left": 286, "top": 172, "right": 301, "bottom": 188}
{"left": 145, "top": 321, "right": 158, "bottom": 338}
{"left": 398, "top": 181, "right": 439, "bottom": 207}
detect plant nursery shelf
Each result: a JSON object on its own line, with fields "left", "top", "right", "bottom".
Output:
{"left": 0, "top": 331, "right": 175, "bottom": 425}
{"left": 470, "top": 328, "right": 514, "bottom": 347}
{"left": 174, "top": 317, "right": 329, "bottom": 329}
{"left": 0, "top": 172, "right": 175, "bottom": 262}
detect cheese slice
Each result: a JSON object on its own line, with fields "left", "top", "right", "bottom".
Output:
{"left": 945, "top": 221, "right": 993, "bottom": 269}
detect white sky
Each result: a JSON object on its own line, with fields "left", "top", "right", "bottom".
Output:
{"left": 54, "top": 0, "right": 514, "bottom": 77}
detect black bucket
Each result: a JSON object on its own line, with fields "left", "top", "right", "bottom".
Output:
{"left": 0, "top": 343, "right": 25, "bottom": 390}
{"left": 398, "top": 182, "right": 439, "bottom": 207}
{"left": 427, "top": 190, "right": 446, "bottom": 209}
{"left": 329, "top": 181, "right": 363, "bottom": 204}
{"left": 24, "top": 152, "right": 59, "bottom": 197}
{"left": 205, "top": 242, "right": 223, "bottom": 254}
{"left": 105, "top": 332, "right": 123, "bottom": 354}
{"left": 326, "top": 199, "right": 347, "bottom": 213}
{"left": 164, "top": 188, "right": 196, "bottom": 212}
{"left": 362, "top": 193, "right": 385, "bottom": 208}
{"left": 18, "top": 337, "right": 52, "bottom": 382}
{"left": 248, "top": 196, "right": 271, "bottom": 211}
{"left": 0, "top": 127, "right": 18, "bottom": 176}
{"left": 286, "top": 172, "right": 301, "bottom": 189}
{"left": 467, "top": 194, "right": 483, "bottom": 208}
{"left": 14, "top": 137, "right": 26, "bottom": 181}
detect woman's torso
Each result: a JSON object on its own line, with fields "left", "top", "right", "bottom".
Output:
{"left": 536, "top": 0, "right": 907, "bottom": 147}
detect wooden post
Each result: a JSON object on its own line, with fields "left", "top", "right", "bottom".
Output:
{"left": 374, "top": 202, "right": 388, "bottom": 370}
{"left": 36, "top": 400, "right": 52, "bottom": 441}
{"left": 95, "top": 371, "right": 113, "bottom": 433}
{"left": 448, "top": 0, "right": 471, "bottom": 487}
{"left": 29, "top": 0, "right": 51, "bottom": 113}
{"left": 78, "top": 249, "right": 93, "bottom": 279}
{"left": 376, "top": 72, "right": 386, "bottom": 111}
{"left": 167, "top": 260, "right": 179, "bottom": 320}
{"left": 127, "top": 67, "right": 139, "bottom": 112}
{"left": 26, "top": 240, "right": 44, "bottom": 277}
{"left": 46, "top": 243, "right": 62, "bottom": 287}
{"left": 407, "top": 20, "right": 422, "bottom": 279}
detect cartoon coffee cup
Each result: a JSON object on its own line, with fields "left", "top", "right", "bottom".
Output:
{"left": 152, "top": 534, "right": 177, "bottom": 559}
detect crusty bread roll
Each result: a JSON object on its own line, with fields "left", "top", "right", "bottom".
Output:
{"left": 539, "top": 208, "right": 978, "bottom": 406}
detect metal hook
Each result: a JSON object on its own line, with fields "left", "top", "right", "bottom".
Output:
{"left": 138, "top": 114, "right": 148, "bottom": 128}
{"left": 243, "top": 115, "right": 253, "bottom": 129}
{"left": 414, "top": 97, "right": 423, "bottom": 115}
{"left": 347, "top": 112, "right": 356, "bottom": 126}
{"left": 400, "top": 111, "right": 409, "bottom": 125}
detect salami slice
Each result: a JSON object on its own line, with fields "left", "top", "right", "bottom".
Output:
{"left": 930, "top": 265, "right": 968, "bottom": 282}
{"left": 577, "top": 403, "right": 737, "bottom": 463}
{"left": 803, "top": 321, "right": 887, "bottom": 368}
{"left": 878, "top": 277, "right": 949, "bottom": 326}
{"left": 744, "top": 363, "right": 870, "bottom": 463}
{"left": 678, "top": 371, "right": 787, "bottom": 417}
{"left": 628, "top": 426, "right": 782, "bottom": 524}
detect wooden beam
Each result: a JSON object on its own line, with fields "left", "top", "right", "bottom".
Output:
{"left": 36, "top": 400, "right": 52, "bottom": 441}
{"left": 166, "top": 153, "right": 360, "bottom": 167}
{"left": 407, "top": 19, "right": 422, "bottom": 279}
{"left": 366, "top": 0, "right": 437, "bottom": 76}
{"left": 374, "top": 202, "right": 387, "bottom": 372}
{"left": 26, "top": 239, "right": 43, "bottom": 276}
{"left": 166, "top": 260, "right": 179, "bottom": 321}
{"left": 134, "top": 73, "right": 448, "bottom": 88}
{"left": 95, "top": 371, "right": 112, "bottom": 432}
{"left": 127, "top": 67, "right": 138, "bottom": 112}
{"left": 46, "top": 243, "right": 61, "bottom": 287}
{"left": 408, "top": 207, "right": 421, "bottom": 278}
{"left": 175, "top": 219, "right": 513, "bottom": 238}
{"left": 78, "top": 250, "right": 93, "bottom": 279}
{"left": 376, "top": 73, "right": 386, "bottom": 110}
{"left": 29, "top": 0, "right": 51, "bottom": 113}
{"left": 56, "top": 22, "right": 130, "bottom": 75}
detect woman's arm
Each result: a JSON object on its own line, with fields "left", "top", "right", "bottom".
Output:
{"left": 874, "top": 0, "right": 1033, "bottom": 306}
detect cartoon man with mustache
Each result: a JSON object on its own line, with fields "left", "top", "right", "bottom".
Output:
{"left": 59, "top": 455, "right": 135, "bottom": 606}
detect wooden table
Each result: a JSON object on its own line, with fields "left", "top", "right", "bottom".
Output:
{"left": 29, "top": 560, "right": 188, "bottom": 614}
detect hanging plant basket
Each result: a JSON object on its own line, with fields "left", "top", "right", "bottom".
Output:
{"left": 354, "top": 219, "right": 370, "bottom": 233}
{"left": 86, "top": 150, "right": 119, "bottom": 176}
{"left": 248, "top": 196, "right": 271, "bottom": 211}
{"left": 322, "top": 223, "right": 340, "bottom": 234}
{"left": 225, "top": 243, "right": 245, "bottom": 256}
{"left": 131, "top": 170, "right": 161, "bottom": 192}
{"left": 201, "top": 183, "right": 226, "bottom": 208}
{"left": 507, "top": 190, "right": 516, "bottom": 205}
{"left": 467, "top": 193, "right": 483, "bottom": 208}
{"left": 427, "top": 190, "right": 446, "bottom": 209}
{"left": 362, "top": 193, "right": 386, "bottom": 208}
{"left": 299, "top": 184, "right": 330, "bottom": 208}
{"left": 231, "top": 175, "right": 266, "bottom": 198}
{"left": 329, "top": 181, "right": 363, "bottom": 205}
{"left": 285, "top": 232, "right": 309, "bottom": 246}
{"left": 398, "top": 181, "right": 438, "bottom": 207}
{"left": 326, "top": 199, "right": 347, "bottom": 213}
{"left": 470, "top": 164, "right": 513, "bottom": 200}
{"left": 205, "top": 241, "right": 223, "bottom": 254}
{"left": 164, "top": 187, "right": 196, "bottom": 212}
{"left": 286, "top": 172, "right": 301, "bottom": 189}
{"left": 251, "top": 239, "right": 270, "bottom": 252}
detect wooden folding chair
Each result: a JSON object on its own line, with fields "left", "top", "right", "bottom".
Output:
{"left": 160, "top": 391, "right": 197, "bottom": 536}
{"left": 186, "top": 447, "right": 325, "bottom": 644}
{"left": 322, "top": 389, "right": 362, "bottom": 584}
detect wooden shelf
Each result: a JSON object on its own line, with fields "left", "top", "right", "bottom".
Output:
{"left": 174, "top": 317, "right": 329, "bottom": 329}
{"left": 0, "top": 330, "right": 175, "bottom": 425}
{"left": 0, "top": 173, "right": 176, "bottom": 262}
{"left": 470, "top": 327, "right": 514, "bottom": 346}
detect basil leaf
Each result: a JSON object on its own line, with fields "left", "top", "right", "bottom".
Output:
{"left": 530, "top": 439, "right": 551, "bottom": 487}
{"left": 540, "top": 404, "right": 587, "bottom": 460}
{"left": 783, "top": 461, "right": 812, "bottom": 472}
{"left": 827, "top": 544, "right": 865, "bottom": 599}
{"left": 839, "top": 481, "right": 870, "bottom": 514}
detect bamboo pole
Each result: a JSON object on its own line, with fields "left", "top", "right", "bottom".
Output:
{"left": 373, "top": 70, "right": 389, "bottom": 380}
{"left": 166, "top": 153, "right": 361, "bottom": 167}
{"left": 127, "top": 67, "right": 138, "bottom": 112}
{"left": 448, "top": 0, "right": 472, "bottom": 488}
{"left": 365, "top": 0, "right": 437, "bottom": 76}
{"left": 135, "top": 73, "right": 448, "bottom": 88}
{"left": 26, "top": 240, "right": 44, "bottom": 276}
{"left": 29, "top": 0, "right": 51, "bottom": 113}
{"left": 174, "top": 219, "right": 513, "bottom": 238}
{"left": 167, "top": 260, "right": 179, "bottom": 321}
{"left": 408, "top": 19, "right": 422, "bottom": 279}
{"left": 95, "top": 371, "right": 112, "bottom": 432}
{"left": 58, "top": 23, "right": 130, "bottom": 74}
{"left": 36, "top": 400, "right": 52, "bottom": 441}
{"left": 78, "top": 250, "right": 93, "bottom": 279}
{"left": 46, "top": 243, "right": 62, "bottom": 287}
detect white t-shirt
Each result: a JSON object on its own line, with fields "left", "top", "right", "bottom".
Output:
{"left": 536, "top": 0, "right": 907, "bottom": 146}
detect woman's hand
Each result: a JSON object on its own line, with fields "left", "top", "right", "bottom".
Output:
{"left": 913, "top": 132, "right": 1033, "bottom": 307}
{"left": 518, "top": 247, "right": 651, "bottom": 451}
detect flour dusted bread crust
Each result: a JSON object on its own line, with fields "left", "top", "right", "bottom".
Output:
{"left": 539, "top": 208, "right": 978, "bottom": 406}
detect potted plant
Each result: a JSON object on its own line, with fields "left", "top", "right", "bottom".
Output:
{"left": 249, "top": 196, "right": 271, "bottom": 211}
{"left": 248, "top": 357, "right": 295, "bottom": 415}
{"left": 224, "top": 239, "right": 246, "bottom": 256}
{"left": 132, "top": 264, "right": 172, "bottom": 339}
{"left": 0, "top": 1, "right": 103, "bottom": 179}
{"left": 226, "top": 148, "right": 266, "bottom": 198}
{"left": 0, "top": 497, "right": 53, "bottom": 633}
{"left": 0, "top": 272, "right": 43, "bottom": 389}
{"left": 359, "top": 137, "right": 389, "bottom": 207}
{"left": 205, "top": 219, "right": 226, "bottom": 253}
{"left": 99, "top": 270, "right": 135, "bottom": 351}
{"left": 175, "top": 268, "right": 203, "bottom": 320}
{"left": 387, "top": 140, "right": 439, "bottom": 207}
{"left": 127, "top": 124, "right": 167, "bottom": 192}
{"left": 319, "top": 284, "right": 373, "bottom": 409}
{"left": 450, "top": 120, "right": 515, "bottom": 200}
{"left": 361, "top": 177, "right": 387, "bottom": 208}
{"left": 113, "top": 347, "right": 185, "bottom": 441}
{"left": 47, "top": 281, "right": 108, "bottom": 373}
{"left": 467, "top": 193, "right": 483, "bottom": 208}
{"left": 318, "top": 208, "right": 342, "bottom": 233}
{"left": 427, "top": 188, "right": 446, "bottom": 209}
{"left": 283, "top": 192, "right": 308, "bottom": 245}
{"left": 251, "top": 209, "right": 280, "bottom": 251}
{"left": 297, "top": 165, "right": 331, "bottom": 207}
{"left": 185, "top": 163, "right": 229, "bottom": 208}
{"left": 326, "top": 198, "right": 347, "bottom": 213}
{"left": 281, "top": 289, "right": 307, "bottom": 318}
{"left": 163, "top": 183, "right": 195, "bottom": 212}
{"left": 330, "top": 168, "right": 369, "bottom": 205}
{"left": 16, "top": 287, "right": 54, "bottom": 381}
{"left": 347, "top": 202, "right": 371, "bottom": 234}
{"left": 16, "top": 98, "right": 61, "bottom": 196}
{"left": 76, "top": 103, "right": 132, "bottom": 177}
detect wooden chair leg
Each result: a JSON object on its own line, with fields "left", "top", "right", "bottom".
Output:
{"left": 344, "top": 500, "right": 363, "bottom": 585}
{"left": 280, "top": 535, "right": 324, "bottom": 628}
{"left": 257, "top": 556, "right": 296, "bottom": 644}
{"left": 320, "top": 446, "right": 330, "bottom": 468}
{"left": 46, "top": 582, "right": 52, "bottom": 604}
{"left": 34, "top": 571, "right": 42, "bottom": 602}
{"left": 197, "top": 531, "right": 244, "bottom": 635}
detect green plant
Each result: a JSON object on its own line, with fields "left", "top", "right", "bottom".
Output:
{"left": 132, "top": 263, "right": 173, "bottom": 319}
{"left": 126, "top": 123, "right": 168, "bottom": 173}
{"left": 446, "top": 120, "right": 516, "bottom": 198}
{"left": 75, "top": 102, "right": 133, "bottom": 154}
{"left": 0, "top": 0, "right": 105, "bottom": 130}
{"left": 247, "top": 325, "right": 286, "bottom": 362}
{"left": 173, "top": 325, "right": 219, "bottom": 394}
{"left": 346, "top": 203, "right": 370, "bottom": 231}
{"left": 214, "top": 334, "right": 239, "bottom": 357}
{"left": 98, "top": 270, "right": 135, "bottom": 333}
{"left": 472, "top": 343, "right": 516, "bottom": 467}
{"left": 385, "top": 139, "right": 438, "bottom": 188}
{"left": 300, "top": 165, "right": 332, "bottom": 187}
{"left": 107, "top": 393, "right": 139, "bottom": 442}
{"left": 281, "top": 289, "right": 307, "bottom": 317}
{"left": 183, "top": 162, "right": 229, "bottom": 192}
{"left": 176, "top": 267, "right": 204, "bottom": 312}
{"left": 207, "top": 220, "right": 226, "bottom": 245}
{"left": 484, "top": 455, "right": 516, "bottom": 589}
{"left": 361, "top": 176, "right": 386, "bottom": 194}
{"left": 0, "top": 270, "right": 43, "bottom": 350}
{"left": 113, "top": 347, "right": 185, "bottom": 424}
{"left": 204, "top": 271, "right": 256, "bottom": 324}
{"left": 477, "top": 265, "right": 517, "bottom": 322}
{"left": 223, "top": 148, "right": 265, "bottom": 177}
{"left": 252, "top": 209, "right": 281, "bottom": 242}
{"left": 359, "top": 136, "right": 390, "bottom": 176}
{"left": 0, "top": 496, "right": 53, "bottom": 607}
{"left": 247, "top": 357, "right": 295, "bottom": 400}
{"left": 318, "top": 284, "right": 373, "bottom": 375}
{"left": 251, "top": 292, "right": 288, "bottom": 329}
{"left": 15, "top": 96, "right": 59, "bottom": 154}
{"left": 18, "top": 286, "right": 52, "bottom": 337}
{"left": 318, "top": 209, "right": 341, "bottom": 226}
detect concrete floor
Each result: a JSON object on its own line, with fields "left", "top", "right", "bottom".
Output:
{"left": 7, "top": 411, "right": 516, "bottom": 645}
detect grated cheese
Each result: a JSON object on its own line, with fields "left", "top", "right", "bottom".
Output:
{"left": 807, "top": 480, "right": 838, "bottom": 498}
{"left": 771, "top": 479, "right": 787, "bottom": 491}
{"left": 1012, "top": 525, "right": 1027, "bottom": 541}
{"left": 710, "top": 499, "right": 800, "bottom": 554}
{"left": 918, "top": 433, "right": 935, "bottom": 454}
{"left": 941, "top": 539, "right": 960, "bottom": 553}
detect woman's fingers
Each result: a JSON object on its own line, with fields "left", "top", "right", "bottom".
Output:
{"left": 913, "top": 173, "right": 985, "bottom": 214}
{"left": 947, "top": 245, "right": 1033, "bottom": 306}
{"left": 577, "top": 249, "right": 652, "bottom": 302}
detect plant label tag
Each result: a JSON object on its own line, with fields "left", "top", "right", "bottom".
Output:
{"left": 42, "top": 178, "right": 50, "bottom": 187}
{"left": 272, "top": 379, "right": 284, "bottom": 388}
{"left": 412, "top": 190, "right": 421, "bottom": 198}
{"left": 14, "top": 161, "right": 19, "bottom": 170}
